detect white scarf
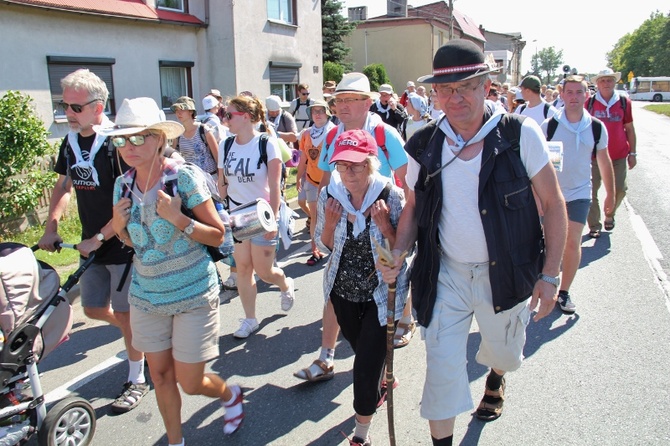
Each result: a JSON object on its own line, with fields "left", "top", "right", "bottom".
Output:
{"left": 328, "top": 170, "right": 389, "bottom": 237}
{"left": 328, "top": 113, "right": 383, "bottom": 146}
{"left": 310, "top": 121, "right": 335, "bottom": 147}
{"left": 554, "top": 108, "right": 592, "bottom": 149}
{"left": 594, "top": 90, "right": 620, "bottom": 119}
{"left": 438, "top": 104, "right": 506, "bottom": 151}
{"left": 374, "top": 99, "right": 391, "bottom": 119}
{"left": 70, "top": 115, "right": 113, "bottom": 186}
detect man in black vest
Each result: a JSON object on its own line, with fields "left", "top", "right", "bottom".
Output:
{"left": 369, "top": 83, "right": 407, "bottom": 133}
{"left": 378, "top": 40, "right": 567, "bottom": 446}
{"left": 38, "top": 69, "right": 148, "bottom": 413}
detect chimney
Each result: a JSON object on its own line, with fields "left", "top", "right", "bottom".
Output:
{"left": 387, "top": 0, "right": 407, "bottom": 17}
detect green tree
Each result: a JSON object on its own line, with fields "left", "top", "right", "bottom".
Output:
{"left": 322, "top": 0, "right": 356, "bottom": 65}
{"left": 531, "top": 47, "right": 563, "bottom": 85}
{"left": 323, "top": 61, "right": 345, "bottom": 84}
{"left": 608, "top": 11, "right": 669, "bottom": 77}
{"left": 0, "top": 91, "right": 56, "bottom": 221}
{"left": 362, "top": 63, "right": 390, "bottom": 92}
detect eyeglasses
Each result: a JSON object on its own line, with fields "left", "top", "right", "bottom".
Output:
{"left": 111, "top": 134, "right": 154, "bottom": 148}
{"left": 59, "top": 99, "right": 99, "bottom": 113}
{"left": 311, "top": 108, "right": 327, "bottom": 115}
{"left": 333, "top": 97, "right": 367, "bottom": 105}
{"left": 225, "top": 111, "right": 246, "bottom": 120}
{"left": 435, "top": 79, "right": 485, "bottom": 97}
{"left": 301, "top": 92, "right": 310, "bottom": 96}
{"left": 335, "top": 162, "right": 367, "bottom": 173}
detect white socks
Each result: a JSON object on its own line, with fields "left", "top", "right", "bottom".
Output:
{"left": 319, "top": 347, "right": 335, "bottom": 366}
{"left": 354, "top": 418, "right": 371, "bottom": 441}
{"left": 168, "top": 439, "right": 184, "bottom": 446}
{"left": 128, "top": 359, "right": 146, "bottom": 385}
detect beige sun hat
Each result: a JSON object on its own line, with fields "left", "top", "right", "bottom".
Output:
{"left": 591, "top": 68, "right": 621, "bottom": 83}
{"left": 93, "top": 97, "right": 184, "bottom": 139}
{"left": 333, "top": 72, "right": 380, "bottom": 99}
{"left": 306, "top": 99, "right": 332, "bottom": 119}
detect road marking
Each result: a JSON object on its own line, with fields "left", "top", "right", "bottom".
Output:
{"left": 44, "top": 352, "right": 127, "bottom": 404}
{"left": 627, "top": 199, "right": 670, "bottom": 314}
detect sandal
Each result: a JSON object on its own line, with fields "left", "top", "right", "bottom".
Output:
{"left": 604, "top": 217, "right": 615, "bottom": 231}
{"left": 111, "top": 381, "right": 149, "bottom": 413}
{"left": 306, "top": 253, "right": 324, "bottom": 266}
{"left": 293, "top": 359, "right": 334, "bottom": 382}
{"left": 222, "top": 385, "right": 244, "bottom": 435}
{"left": 377, "top": 376, "right": 400, "bottom": 408}
{"left": 588, "top": 229, "right": 601, "bottom": 239}
{"left": 305, "top": 217, "right": 311, "bottom": 230}
{"left": 476, "top": 377, "right": 506, "bottom": 421}
{"left": 393, "top": 320, "right": 416, "bottom": 349}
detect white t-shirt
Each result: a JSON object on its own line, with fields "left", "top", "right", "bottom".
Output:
{"left": 219, "top": 133, "right": 281, "bottom": 205}
{"left": 406, "top": 118, "right": 550, "bottom": 263}
{"left": 515, "top": 101, "right": 558, "bottom": 126}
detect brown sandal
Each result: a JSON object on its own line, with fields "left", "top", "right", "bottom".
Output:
{"left": 476, "top": 377, "right": 506, "bottom": 421}
{"left": 293, "top": 359, "right": 334, "bottom": 382}
{"left": 393, "top": 320, "right": 416, "bottom": 348}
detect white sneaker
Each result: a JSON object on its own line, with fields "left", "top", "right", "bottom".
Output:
{"left": 233, "top": 318, "right": 259, "bottom": 339}
{"left": 222, "top": 274, "right": 237, "bottom": 290}
{"left": 280, "top": 277, "right": 295, "bottom": 311}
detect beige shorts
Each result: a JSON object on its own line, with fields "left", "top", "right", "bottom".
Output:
{"left": 130, "top": 298, "right": 220, "bottom": 364}
{"left": 420, "top": 256, "right": 530, "bottom": 421}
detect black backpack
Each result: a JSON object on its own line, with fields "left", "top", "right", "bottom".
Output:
{"left": 516, "top": 102, "right": 551, "bottom": 118}
{"left": 546, "top": 116, "right": 603, "bottom": 157}
{"left": 586, "top": 95, "right": 627, "bottom": 116}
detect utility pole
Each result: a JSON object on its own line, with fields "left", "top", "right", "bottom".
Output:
{"left": 448, "top": 0, "right": 454, "bottom": 40}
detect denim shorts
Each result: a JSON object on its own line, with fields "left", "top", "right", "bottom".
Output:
{"left": 566, "top": 199, "right": 591, "bottom": 224}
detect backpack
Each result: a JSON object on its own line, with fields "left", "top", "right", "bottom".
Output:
{"left": 290, "top": 98, "right": 314, "bottom": 128}
{"left": 516, "top": 102, "right": 551, "bottom": 118}
{"left": 546, "top": 116, "right": 603, "bottom": 157}
{"left": 586, "top": 95, "right": 627, "bottom": 116}
{"left": 175, "top": 125, "right": 218, "bottom": 174}
{"left": 325, "top": 125, "right": 403, "bottom": 188}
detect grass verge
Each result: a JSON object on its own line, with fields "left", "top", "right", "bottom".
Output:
{"left": 644, "top": 103, "right": 670, "bottom": 118}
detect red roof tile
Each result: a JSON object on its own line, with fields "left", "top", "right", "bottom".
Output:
{"left": 5, "top": 0, "right": 204, "bottom": 25}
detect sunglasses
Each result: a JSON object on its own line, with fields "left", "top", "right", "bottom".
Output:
{"left": 59, "top": 99, "right": 99, "bottom": 113}
{"left": 112, "top": 134, "right": 154, "bottom": 148}
{"left": 335, "top": 162, "right": 367, "bottom": 173}
{"left": 225, "top": 111, "right": 246, "bottom": 120}
{"left": 301, "top": 92, "right": 310, "bottom": 96}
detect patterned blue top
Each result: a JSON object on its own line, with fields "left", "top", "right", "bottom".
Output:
{"left": 315, "top": 183, "right": 409, "bottom": 326}
{"left": 113, "top": 160, "right": 219, "bottom": 315}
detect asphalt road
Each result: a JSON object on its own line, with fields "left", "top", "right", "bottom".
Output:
{"left": 27, "top": 102, "right": 670, "bottom": 445}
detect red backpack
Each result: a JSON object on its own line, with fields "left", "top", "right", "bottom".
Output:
{"left": 325, "top": 125, "right": 402, "bottom": 187}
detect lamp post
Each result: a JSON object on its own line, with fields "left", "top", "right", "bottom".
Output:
{"left": 532, "top": 39, "right": 538, "bottom": 75}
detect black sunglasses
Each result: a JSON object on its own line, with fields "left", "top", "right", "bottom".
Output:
{"left": 59, "top": 99, "right": 99, "bottom": 113}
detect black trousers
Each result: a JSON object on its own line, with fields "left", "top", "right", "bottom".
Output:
{"left": 330, "top": 293, "right": 388, "bottom": 416}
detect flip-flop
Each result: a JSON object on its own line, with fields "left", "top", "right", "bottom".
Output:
{"left": 588, "top": 229, "right": 601, "bottom": 239}
{"left": 306, "top": 254, "right": 324, "bottom": 266}
{"left": 604, "top": 218, "right": 615, "bottom": 231}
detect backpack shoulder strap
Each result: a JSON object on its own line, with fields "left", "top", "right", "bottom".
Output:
{"left": 223, "top": 136, "right": 235, "bottom": 162}
{"left": 257, "top": 133, "right": 269, "bottom": 169}
{"left": 374, "top": 124, "right": 388, "bottom": 159}
{"left": 543, "top": 102, "right": 550, "bottom": 118}
{"left": 498, "top": 113, "right": 523, "bottom": 155}
{"left": 517, "top": 104, "right": 526, "bottom": 114}
{"left": 323, "top": 127, "right": 339, "bottom": 164}
{"left": 586, "top": 96, "right": 596, "bottom": 114}
{"left": 546, "top": 117, "right": 559, "bottom": 141}
{"left": 620, "top": 96, "right": 628, "bottom": 113}
{"left": 198, "top": 124, "right": 206, "bottom": 144}
{"left": 377, "top": 182, "right": 392, "bottom": 202}
{"left": 591, "top": 117, "right": 603, "bottom": 156}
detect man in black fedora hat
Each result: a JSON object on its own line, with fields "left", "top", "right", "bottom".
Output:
{"left": 378, "top": 39, "right": 567, "bottom": 445}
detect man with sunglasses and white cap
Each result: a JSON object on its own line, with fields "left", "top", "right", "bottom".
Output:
{"left": 377, "top": 40, "right": 567, "bottom": 445}
{"left": 38, "top": 69, "right": 148, "bottom": 413}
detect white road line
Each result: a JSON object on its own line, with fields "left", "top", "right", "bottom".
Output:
{"left": 626, "top": 199, "right": 670, "bottom": 314}
{"left": 44, "top": 352, "right": 127, "bottom": 404}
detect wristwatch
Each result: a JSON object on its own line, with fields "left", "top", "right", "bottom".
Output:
{"left": 184, "top": 219, "right": 195, "bottom": 235}
{"left": 95, "top": 233, "right": 105, "bottom": 242}
{"left": 538, "top": 273, "right": 560, "bottom": 288}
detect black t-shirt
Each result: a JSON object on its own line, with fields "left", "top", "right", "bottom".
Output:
{"left": 54, "top": 133, "right": 133, "bottom": 265}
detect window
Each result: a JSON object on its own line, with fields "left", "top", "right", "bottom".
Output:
{"left": 46, "top": 56, "right": 116, "bottom": 119}
{"left": 159, "top": 61, "right": 194, "bottom": 110}
{"left": 267, "top": 0, "right": 295, "bottom": 25}
{"left": 156, "top": 0, "right": 186, "bottom": 13}
{"left": 348, "top": 6, "right": 367, "bottom": 21}
{"left": 270, "top": 62, "right": 300, "bottom": 103}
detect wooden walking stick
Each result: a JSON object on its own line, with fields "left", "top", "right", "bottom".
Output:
{"left": 373, "top": 238, "right": 407, "bottom": 446}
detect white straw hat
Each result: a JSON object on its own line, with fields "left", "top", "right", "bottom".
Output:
{"left": 333, "top": 72, "right": 380, "bottom": 99}
{"left": 93, "top": 97, "right": 184, "bottom": 139}
{"left": 591, "top": 68, "right": 621, "bottom": 83}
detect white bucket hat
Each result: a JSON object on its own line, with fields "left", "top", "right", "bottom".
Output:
{"left": 591, "top": 68, "right": 621, "bottom": 84}
{"left": 93, "top": 97, "right": 184, "bottom": 139}
{"left": 333, "top": 72, "right": 380, "bottom": 99}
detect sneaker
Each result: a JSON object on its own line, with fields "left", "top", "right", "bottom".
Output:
{"left": 233, "top": 318, "right": 259, "bottom": 339}
{"left": 349, "top": 436, "right": 372, "bottom": 446}
{"left": 377, "top": 376, "right": 400, "bottom": 408}
{"left": 222, "top": 274, "right": 237, "bottom": 290}
{"left": 280, "top": 277, "right": 295, "bottom": 311}
{"left": 558, "top": 291, "right": 576, "bottom": 314}
{"left": 111, "top": 381, "right": 149, "bottom": 413}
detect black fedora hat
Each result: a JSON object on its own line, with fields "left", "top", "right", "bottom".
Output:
{"left": 417, "top": 39, "right": 500, "bottom": 84}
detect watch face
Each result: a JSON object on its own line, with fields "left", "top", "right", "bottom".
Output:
{"left": 96, "top": 233, "right": 105, "bottom": 242}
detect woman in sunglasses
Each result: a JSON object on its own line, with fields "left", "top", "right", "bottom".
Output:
{"left": 218, "top": 95, "right": 295, "bottom": 339}
{"left": 315, "top": 129, "right": 408, "bottom": 446}
{"left": 103, "top": 97, "right": 245, "bottom": 444}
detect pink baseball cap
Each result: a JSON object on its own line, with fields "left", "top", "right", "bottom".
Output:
{"left": 329, "top": 129, "right": 378, "bottom": 164}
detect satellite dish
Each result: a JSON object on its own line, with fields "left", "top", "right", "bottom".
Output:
{"left": 562, "top": 65, "right": 571, "bottom": 73}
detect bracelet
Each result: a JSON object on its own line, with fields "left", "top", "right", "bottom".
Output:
{"left": 628, "top": 153, "right": 637, "bottom": 157}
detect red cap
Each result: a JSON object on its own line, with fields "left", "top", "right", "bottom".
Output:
{"left": 329, "top": 129, "right": 378, "bottom": 164}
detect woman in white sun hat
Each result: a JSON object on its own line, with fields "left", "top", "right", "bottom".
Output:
{"left": 102, "top": 97, "right": 245, "bottom": 444}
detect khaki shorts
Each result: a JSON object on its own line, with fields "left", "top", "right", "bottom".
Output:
{"left": 420, "top": 256, "right": 530, "bottom": 421}
{"left": 130, "top": 298, "right": 220, "bottom": 364}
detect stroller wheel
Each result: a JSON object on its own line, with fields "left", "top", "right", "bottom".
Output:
{"left": 38, "top": 397, "right": 96, "bottom": 446}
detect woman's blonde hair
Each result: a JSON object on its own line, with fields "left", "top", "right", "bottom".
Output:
{"left": 228, "top": 95, "right": 272, "bottom": 134}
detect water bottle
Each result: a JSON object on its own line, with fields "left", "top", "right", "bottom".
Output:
{"left": 216, "top": 202, "right": 235, "bottom": 258}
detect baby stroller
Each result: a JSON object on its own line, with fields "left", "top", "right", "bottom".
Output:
{"left": 0, "top": 242, "right": 96, "bottom": 446}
